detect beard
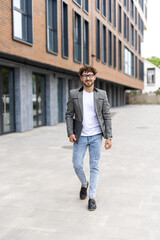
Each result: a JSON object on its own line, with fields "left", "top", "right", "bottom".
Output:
{"left": 83, "top": 80, "right": 94, "bottom": 88}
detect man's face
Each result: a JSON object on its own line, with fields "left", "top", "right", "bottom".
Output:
{"left": 80, "top": 72, "right": 96, "bottom": 88}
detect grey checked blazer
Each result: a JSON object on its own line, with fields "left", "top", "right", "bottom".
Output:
{"left": 65, "top": 87, "right": 112, "bottom": 139}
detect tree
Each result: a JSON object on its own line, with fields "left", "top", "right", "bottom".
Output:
{"left": 146, "top": 56, "right": 160, "bottom": 67}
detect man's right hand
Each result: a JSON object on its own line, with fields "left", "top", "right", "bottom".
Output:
{"left": 69, "top": 134, "right": 77, "bottom": 143}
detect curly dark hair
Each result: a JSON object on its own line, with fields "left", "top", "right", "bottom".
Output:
{"left": 78, "top": 65, "right": 97, "bottom": 76}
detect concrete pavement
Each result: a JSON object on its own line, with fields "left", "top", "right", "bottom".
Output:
{"left": 0, "top": 104, "right": 160, "bottom": 240}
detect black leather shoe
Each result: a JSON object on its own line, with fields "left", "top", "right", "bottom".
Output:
{"left": 88, "top": 198, "right": 97, "bottom": 211}
{"left": 80, "top": 182, "right": 89, "bottom": 200}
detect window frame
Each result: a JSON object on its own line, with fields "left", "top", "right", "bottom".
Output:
{"left": 12, "top": 0, "right": 33, "bottom": 45}
{"left": 130, "top": 0, "right": 134, "bottom": 19}
{"left": 73, "top": 9, "right": 82, "bottom": 63}
{"left": 108, "top": 0, "right": 112, "bottom": 23}
{"left": 61, "top": 0, "right": 69, "bottom": 59}
{"left": 83, "top": 0, "right": 89, "bottom": 14}
{"left": 113, "top": 35, "right": 116, "bottom": 68}
{"left": 46, "top": 0, "right": 59, "bottom": 55}
{"left": 124, "top": 47, "right": 134, "bottom": 76}
{"left": 147, "top": 68, "right": 155, "bottom": 85}
{"left": 83, "top": 18, "right": 89, "bottom": 65}
{"left": 113, "top": 0, "right": 116, "bottom": 28}
{"left": 96, "top": 18, "right": 101, "bottom": 61}
{"left": 135, "top": 56, "right": 137, "bottom": 78}
{"left": 96, "top": 0, "right": 100, "bottom": 12}
{"left": 108, "top": 30, "right": 112, "bottom": 67}
{"left": 139, "top": 59, "right": 144, "bottom": 81}
{"left": 118, "top": 4, "right": 122, "bottom": 34}
{"left": 102, "top": 24, "right": 107, "bottom": 64}
{"left": 102, "top": 0, "right": 107, "bottom": 18}
{"left": 124, "top": 12, "right": 127, "bottom": 39}
{"left": 73, "top": 0, "right": 82, "bottom": 8}
{"left": 118, "top": 40, "right": 122, "bottom": 71}
{"left": 131, "top": 23, "right": 134, "bottom": 47}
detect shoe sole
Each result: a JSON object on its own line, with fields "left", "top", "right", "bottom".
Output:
{"left": 80, "top": 196, "right": 87, "bottom": 200}
{"left": 88, "top": 207, "right": 96, "bottom": 211}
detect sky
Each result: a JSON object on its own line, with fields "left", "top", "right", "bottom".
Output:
{"left": 141, "top": 0, "right": 160, "bottom": 59}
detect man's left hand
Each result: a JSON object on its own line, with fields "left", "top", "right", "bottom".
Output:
{"left": 105, "top": 139, "right": 112, "bottom": 150}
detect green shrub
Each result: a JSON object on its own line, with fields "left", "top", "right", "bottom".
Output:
{"left": 154, "top": 89, "right": 160, "bottom": 95}
{"left": 130, "top": 90, "right": 137, "bottom": 96}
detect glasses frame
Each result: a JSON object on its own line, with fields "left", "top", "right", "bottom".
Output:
{"left": 81, "top": 74, "right": 95, "bottom": 79}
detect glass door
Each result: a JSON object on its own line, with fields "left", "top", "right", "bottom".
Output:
{"left": 32, "top": 74, "right": 46, "bottom": 128}
{"left": 0, "top": 67, "right": 15, "bottom": 135}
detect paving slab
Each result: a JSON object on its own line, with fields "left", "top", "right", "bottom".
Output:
{"left": 0, "top": 104, "right": 160, "bottom": 240}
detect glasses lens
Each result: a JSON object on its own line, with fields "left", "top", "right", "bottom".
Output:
{"left": 82, "top": 74, "right": 94, "bottom": 79}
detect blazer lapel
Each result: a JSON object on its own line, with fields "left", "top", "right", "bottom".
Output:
{"left": 94, "top": 90, "right": 99, "bottom": 116}
{"left": 78, "top": 90, "right": 83, "bottom": 120}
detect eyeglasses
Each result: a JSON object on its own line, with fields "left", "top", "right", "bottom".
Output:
{"left": 82, "top": 74, "right": 95, "bottom": 79}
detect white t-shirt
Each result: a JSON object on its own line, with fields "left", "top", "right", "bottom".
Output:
{"left": 81, "top": 90, "right": 102, "bottom": 136}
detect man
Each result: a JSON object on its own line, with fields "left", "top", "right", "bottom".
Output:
{"left": 65, "top": 66, "right": 112, "bottom": 211}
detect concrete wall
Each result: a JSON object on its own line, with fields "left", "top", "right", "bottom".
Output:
{"left": 127, "top": 93, "right": 160, "bottom": 104}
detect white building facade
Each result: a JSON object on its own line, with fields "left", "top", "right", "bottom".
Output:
{"left": 143, "top": 59, "right": 160, "bottom": 93}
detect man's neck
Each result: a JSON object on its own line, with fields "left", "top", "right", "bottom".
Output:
{"left": 83, "top": 85, "right": 94, "bottom": 93}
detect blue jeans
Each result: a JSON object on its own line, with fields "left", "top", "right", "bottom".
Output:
{"left": 72, "top": 134, "right": 102, "bottom": 198}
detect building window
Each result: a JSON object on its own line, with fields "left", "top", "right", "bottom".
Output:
{"left": 73, "top": 0, "right": 81, "bottom": 7}
{"left": 83, "top": 0, "right": 89, "bottom": 13}
{"left": 32, "top": 74, "right": 46, "bottom": 127}
{"left": 102, "top": 0, "right": 106, "bottom": 18}
{"left": 13, "top": 0, "right": 33, "bottom": 44}
{"left": 135, "top": 6, "right": 137, "bottom": 25}
{"left": 73, "top": 11, "right": 82, "bottom": 62}
{"left": 127, "top": 0, "right": 129, "bottom": 12}
{"left": 147, "top": 68, "right": 155, "bottom": 84}
{"left": 62, "top": 1, "right": 68, "bottom": 58}
{"left": 145, "top": 4, "right": 147, "bottom": 20}
{"left": 108, "top": 30, "right": 112, "bottom": 66}
{"left": 135, "top": 29, "right": 137, "bottom": 51}
{"left": 124, "top": 0, "right": 127, "bottom": 7}
{"left": 96, "top": 0, "right": 100, "bottom": 11}
{"left": 141, "top": 19, "right": 144, "bottom": 35}
{"left": 118, "top": 4, "right": 122, "bottom": 34}
{"left": 83, "top": 19, "right": 89, "bottom": 65}
{"left": 138, "top": 35, "right": 141, "bottom": 55}
{"left": 113, "top": 0, "right": 116, "bottom": 27}
{"left": 131, "top": 24, "right": 134, "bottom": 47}
{"left": 124, "top": 47, "right": 134, "bottom": 76}
{"left": 139, "top": 0, "right": 144, "bottom": 11}
{"left": 118, "top": 40, "right": 122, "bottom": 71}
{"left": 138, "top": 13, "right": 141, "bottom": 31}
{"left": 124, "top": 13, "right": 127, "bottom": 39}
{"left": 108, "top": 0, "right": 112, "bottom": 23}
{"left": 130, "top": 0, "right": 134, "bottom": 19}
{"left": 139, "top": 60, "right": 144, "bottom": 81}
{"left": 113, "top": 35, "right": 116, "bottom": 68}
{"left": 135, "top": 56, "right": 137, "bottom": 78}
{"left": 102, "top": 24, "right": 106, "bottom": 64}
{"left": 47, "top": 0, "right": 58, "bottom": 54}
{"left": 127, "top": 17, "right": 129, "bottom": 42}
{"left": 96, "top": 18, "right": 100, "bottom": 61}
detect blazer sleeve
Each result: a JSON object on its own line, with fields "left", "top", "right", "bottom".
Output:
{"left": 65, "top": 92, "right": 75, "bottom": 137}
{"left": 102, "top": 91, "right": 112, "bottom": 139}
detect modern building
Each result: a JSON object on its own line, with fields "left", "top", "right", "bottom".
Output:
{"left": 142, "top": 59, "right": 160, "bottom": 93}
{"left": 0, "top": 0, "right": 147, "bottom": 135}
